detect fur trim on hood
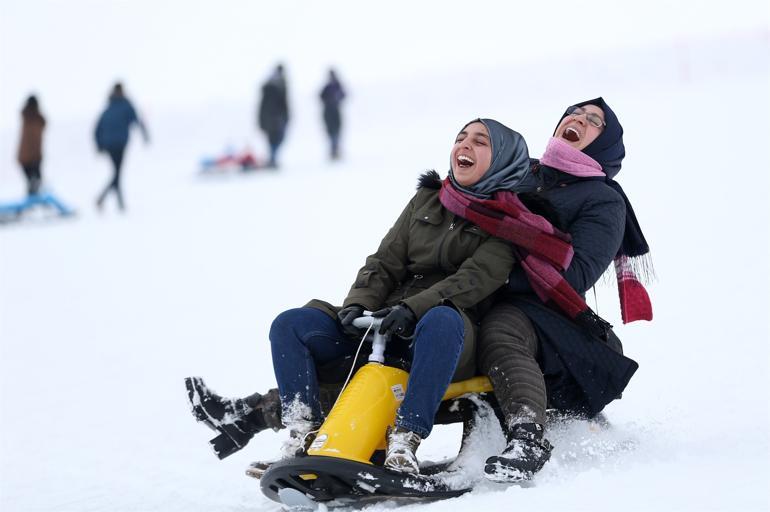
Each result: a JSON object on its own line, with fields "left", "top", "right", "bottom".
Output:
{"left": 417, "top": 170, "right": 442, "bottom": 190}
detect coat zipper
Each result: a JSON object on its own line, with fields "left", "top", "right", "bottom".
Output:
{"left": 436, "top": 215, "right": 456, "bottom": 270}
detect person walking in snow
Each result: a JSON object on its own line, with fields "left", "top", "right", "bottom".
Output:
{"left": 257, "top": 64, "right": 289, "bottom": 168}
{"left": 477, "top": 97, "right": 651, "bottom": 483}
{"left": 185, "top": 118, "right": 536, "bottom": 475}
{"left": 94, "top": 82, "right": 149, "bottom": 212}
{"left": 17, "top": 95, "right": 46, "bottom": 196}
{"left": 319, "top": 68, "right": 346, "bottom": 160}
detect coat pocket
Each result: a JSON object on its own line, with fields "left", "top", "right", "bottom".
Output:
{"left": 354, "top": 269, "right": 374, "bottom": 288}
{"left": 414, "top": 205, "right": 443, "bottom": 226}
{"left": 462, "top": 224, "right": 485, "bottom": 237}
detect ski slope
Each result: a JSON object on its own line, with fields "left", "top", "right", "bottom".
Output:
{"left": 1, "top": 15, "right": 769, "bottom": 512}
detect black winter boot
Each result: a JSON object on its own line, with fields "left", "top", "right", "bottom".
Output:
{"left": 484, "top": 423, "right": 552, "bottom": 482}
{"left": 184, "top": 377, "right": 282, "bottom": 459}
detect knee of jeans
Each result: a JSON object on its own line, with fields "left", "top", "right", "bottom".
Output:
{"left": 417, "top": 306, "right": 463, "bottom": 337}
{"left": 269, "top": 308, "right": 306, "bottom": 344}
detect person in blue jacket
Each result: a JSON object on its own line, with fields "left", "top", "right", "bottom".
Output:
{"left": 477, "top": 97, "right": 652, "bottom": 483}
{"left": 94, "top": 82, "right": 149, "bottom": 211}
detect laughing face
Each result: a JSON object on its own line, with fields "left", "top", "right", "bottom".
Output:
{"left": 554, "top": 104, "right": 605, "bottom": 150}
{"left": 451, "top": 122, "right": 492, "bottom": 187}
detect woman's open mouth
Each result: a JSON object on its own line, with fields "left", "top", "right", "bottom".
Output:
{"left": 563, "top": 127, "right": 580, "bottom": 142}
{"left": 457, "top": 154, "right": 475, "bottom": 168}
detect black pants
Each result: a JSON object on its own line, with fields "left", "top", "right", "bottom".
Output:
{"left": 264, "top": 127, "right": 286, "bottom": 167}
{"left": 97, "top": 147, "right": 126, "bottom": 210}
{"left": 478, "top": 302, "right": 547, "bottom": 428}
{"left": 21, "top": 161, "right": 42, "bottom": 195}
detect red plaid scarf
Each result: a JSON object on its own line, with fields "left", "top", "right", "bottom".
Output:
{"left": 439, "top": 178, "right": 613, "bottom": 337}
{"left": 614, "top": 256, "right": 653, "bottom": 323}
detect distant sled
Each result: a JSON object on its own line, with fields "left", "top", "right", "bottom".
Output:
{"left": 0, "top": 191, "right": 75, "bottom": 224}
{"left": 199, "top": 147, "right": 263, "bottom": 174}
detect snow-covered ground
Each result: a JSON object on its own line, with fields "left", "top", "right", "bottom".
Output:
{"left": 1, "top": 16, "right": 769, "bottom": 512}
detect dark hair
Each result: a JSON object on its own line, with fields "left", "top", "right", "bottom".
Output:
{"left": 111, "top": 82, "right": 124, "bottom": 98}
{"left": 21, "top": 95, "right": 41, "bottom": 117}
{"left": 24, "top": 95, "right": 39, "bottom": 111}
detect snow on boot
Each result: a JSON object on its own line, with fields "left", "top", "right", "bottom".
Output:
{"left": 184, "top": 376, "right": 281, "bottom": 459}
{"left": 280, "top": 421, "right": 319, "bottom": 458}
{"left": 245, "top": 422, "right": 319, "bottom": 480}
{"left": 484, "top": 423, "right": 552, "bottom": 482}
{"left": 384, "top": 426, "right": 422, "bottom": 474}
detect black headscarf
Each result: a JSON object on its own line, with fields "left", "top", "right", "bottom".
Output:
{"left": 449, "top": 118, "right": 536, "bottom": 198}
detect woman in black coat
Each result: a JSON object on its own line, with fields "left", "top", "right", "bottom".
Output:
{"left": 478, "top": 97, "right": 652, "bottom": 482}
{"left": 319, "top": 68, "right": 345, "bottom": 160}
{"left": 257, "top": 64, "right": 289, "bottom": 168}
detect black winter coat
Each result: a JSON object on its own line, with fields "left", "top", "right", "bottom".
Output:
{"left": 501, "top": 161, "right": 639, "bottom": 417}
{"left": 258, "top": 79, "right": 289, "bottom": 135}
{"left": 320, "top": 80, "right": 344, "bottom": 136}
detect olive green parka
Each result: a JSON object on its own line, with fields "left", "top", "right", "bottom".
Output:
{"left": 308, "top": 173, "right": 515, "bottom": 380}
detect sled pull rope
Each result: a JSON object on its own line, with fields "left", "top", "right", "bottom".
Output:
{"left": 328, "top": 321, "right": 374, "bottom": 414}
{"left": 300, "top": 325, "right": 372, "bottom": 446}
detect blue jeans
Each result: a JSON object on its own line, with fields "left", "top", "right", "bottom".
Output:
{"left": 269, "top": 306, "right": 465, "bottom": 437}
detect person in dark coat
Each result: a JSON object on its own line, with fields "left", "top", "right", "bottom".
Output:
{"left": 478, "top": 98, "right": 652, "bottom": 482}
{"left": 17, "top": 95, "right": 46, "bottom": 196}
{"left": 257, "top": 64, "right": 289, "bottom": 168}
{"left": 94, "top": 82, "right": 149, "bottom": 211}
{"left": 319, "top": 68, "right": 346, "bottom": 160}
{"left": 184, "top": 119, "right": 537, "bottom": 475}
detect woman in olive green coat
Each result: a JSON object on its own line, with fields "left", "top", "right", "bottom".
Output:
{"left": 185, "top": 119, "right": 536, "bottom": 475}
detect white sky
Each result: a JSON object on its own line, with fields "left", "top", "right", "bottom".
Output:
{"left": 1, "top": 0, "right": 767, "bottom": 131}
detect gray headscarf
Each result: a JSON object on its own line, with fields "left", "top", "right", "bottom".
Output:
{"left": 448, "top": 118, "right": 535, "bottom": 199}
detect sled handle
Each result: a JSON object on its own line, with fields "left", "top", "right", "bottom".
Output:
{"left": 351, "top": 314, "right": 388, "bottom": 364}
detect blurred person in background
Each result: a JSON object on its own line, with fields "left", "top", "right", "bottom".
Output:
{"left": 257, "top": 64, "right": 289, "bottom": 169}
{"left": 319, "top": 68, "right": 346, "bottom": 160}
{"left": 94, "top": 82, "right": 149, "bottom": 212}
{"left": 1, "top": 94, "right": 74, "bottom": 219}
{"left": 17, "top": 95, "right": 46, "bottom": 196}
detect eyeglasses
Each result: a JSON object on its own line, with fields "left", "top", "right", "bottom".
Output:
{"left": 566, "top": 105, "right": 606, "bottom": 128}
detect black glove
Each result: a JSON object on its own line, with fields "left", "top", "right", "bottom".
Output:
{"left": 337, "top": 304, "right": 365, "bottom": 337}
{"left": 372, "top": 304, "right": 417, "bottom": 337}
